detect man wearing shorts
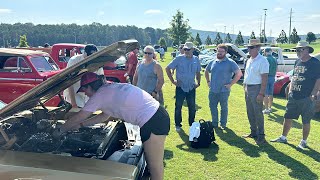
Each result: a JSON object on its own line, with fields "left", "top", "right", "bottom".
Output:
{"left": 271, "top": 41, "right": 320, "bottom": 149}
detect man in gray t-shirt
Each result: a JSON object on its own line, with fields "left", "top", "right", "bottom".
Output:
{"left": 166, "top": 42, "right": 201, "bottom": 131}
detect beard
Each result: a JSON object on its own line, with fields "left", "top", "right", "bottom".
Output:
{"left": 217, "top": 54, "right": 225, "bottom": 59}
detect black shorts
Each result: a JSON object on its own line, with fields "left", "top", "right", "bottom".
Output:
{"left": 140, "top": 106, "right": 170, "bottom": 143}
{"left": 284, "top": 95, "right": 315, "bottom": 124}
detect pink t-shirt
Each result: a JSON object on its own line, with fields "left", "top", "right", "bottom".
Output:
{"left": 82, "top": 83, "right": 160, "bottom": 127}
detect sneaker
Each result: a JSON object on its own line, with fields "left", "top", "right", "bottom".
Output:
{"left": 297, "top": 140, "right": 307, "bottom": 149}
{"left": 270, "top": 136, "right": 287, "bottom": 143}
{"left": 242, "top": 134, "right": 257, "bottom": 139}
{"left": 262, "top": 109, "right": 270, "bottom": 114}
{"left": 268, "top": 108, "right": 272, "bottom": 113}
{"left": 175, "top": 126, "right": 182, "bottom": 132}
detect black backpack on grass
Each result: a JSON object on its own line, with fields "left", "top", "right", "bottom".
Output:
{"left": 190, "top": 119, "right": 215, "bottom": 148}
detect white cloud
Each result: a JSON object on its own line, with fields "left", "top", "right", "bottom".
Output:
{"left": 144, "top": 9, "right": 162, "bottom": 15}
{"left": 0, "top": 9, "right": 12, "bottom": 14}
{"left": 274, "top": 7, "right": 283, "bottom": 12}
{"left": 307, "top": 14, "right": 320, "bottom": 19}
{"left": 98, "top": 11, "right": 105, "bottom": 16}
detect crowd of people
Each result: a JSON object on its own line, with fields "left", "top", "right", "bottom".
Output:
{"left": 57, "top": 39, "right": 319, "bottom": 179}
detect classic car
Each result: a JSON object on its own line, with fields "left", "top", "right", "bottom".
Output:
{"left": 0, "top": 49, "right": 63, "bottom": 106}
{"left": 0, "top": 39, "right": 148, "bottom": 180}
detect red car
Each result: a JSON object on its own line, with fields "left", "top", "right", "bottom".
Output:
{"left": 273, "top": 70, "right": 293, "bottom": 96}
{"left": 0, "top": 48, "right": 63, "bottom": 106}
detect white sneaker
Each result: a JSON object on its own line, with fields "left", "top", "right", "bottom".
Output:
{"left": 268, "top": 108, "right": 272, "bottom": 113}
{"left": 262, "top": 109, "right": 270, "bottom": 114}
{"left": 297, "top": 140, "right": 307, "bottom": 149}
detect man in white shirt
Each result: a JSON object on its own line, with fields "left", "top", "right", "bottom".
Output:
{"left": 63, "top": 44, "right": 104, "bottom": 108}
{"left": 242, "top": 39, "right": 269, "bottom": 145}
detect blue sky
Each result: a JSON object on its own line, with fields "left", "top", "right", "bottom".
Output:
{"left": 1, "top": 0, "right": 319, "bottom": 37}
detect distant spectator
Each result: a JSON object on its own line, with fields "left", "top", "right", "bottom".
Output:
{"left": 63, "top": 44, "right": 104, "bottom": 108}
{"left": 262, "top": 48, "right": 277, "bottom": 114}
{"left": 125, "top": 47, "right": 139, "bottom": 83}
{"left": 171, "top": 50, "right": 177, "bottom": 58}
{"left": 159, "top": 46, "right": 165, "bottom": 62}
{"left": 176, "top": 44, "right": 185, "bottom": 56}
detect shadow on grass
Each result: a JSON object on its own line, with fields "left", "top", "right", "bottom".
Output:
{"left": 259, "top": 143, "right": 318, "bottom": 179}
{"left": 175, "top": 129, "right": 219, "bottom": 162}
{"left": 267, "top": 113, "right": 302, "bottom": 129}
{"left": 286, "top": 143, "right": 320, "bottom": 163}
{"left": 182, "top": 101, "right": 202, "bottom": 111}
{"left": 215, "top": 128, "right": 260, "bottom": 158}
{"left": 163, "top": 149, "right": 174, "bottom": 168}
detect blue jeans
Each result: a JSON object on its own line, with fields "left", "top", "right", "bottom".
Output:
{"left": 174, "top": 87, "right": 196, "bottom": 127}
{"left": 209, "top": 91, "right": 230, "bottom": 127}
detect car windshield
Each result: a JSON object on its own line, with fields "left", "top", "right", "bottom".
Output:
{"left": 0, "top": 100, "right": 6, "bottom": 110}
{"left": 30, "top": 56, "right": 59, "bottom": 72}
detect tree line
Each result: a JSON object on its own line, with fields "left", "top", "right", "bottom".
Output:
{"left": 0, "top": 22, "right": 172, "bottom": 48}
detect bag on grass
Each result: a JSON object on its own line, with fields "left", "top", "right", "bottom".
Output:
{"left": 190, "top": 119, "right": 215, "bottom": 148}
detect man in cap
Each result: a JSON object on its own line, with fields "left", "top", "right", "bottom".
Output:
{"left": 262, "top": 47, "right": 278, "bottom": 114}
{"left": 271, "top": 41, "right": 320, "bottom": 149}
{"left": 55, "top": 72, "right": 170, "bottom": 180}
{"left": 63, "top": 44, "right": 104, "bottom": 108}
{"left": 242, "top": 39, "right": 269, "bottom": 145}
{"left": 166, "top": 42, "right": 201, "bottom": 132}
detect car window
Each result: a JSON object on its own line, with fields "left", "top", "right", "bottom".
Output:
{"left": 31, "top": 56, "right": 59, "bottom": 72}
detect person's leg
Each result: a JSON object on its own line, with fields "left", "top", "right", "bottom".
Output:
{"left": 143, "top": 133, "right": 166, "bottom": 180}
{"left": 263, "top": 96, "right": 269, "bottom": 110}
{"left": 186, "top": 88, "right": 196, "bottom": 126}
{"left": 219, "top": 91, "right": 230, "bottom": 127}
{"left": 174, "top": 87, "right": 185, "bottom": 127}
{"left": 252, "top": 86, "right": 265, "bottom": 139}
{"left": 268, "top": 76, "right": 275, "bottom": 110}
{"left": 245, "top": 87, "right": 257, "bottom": 136}
{"left": 209, "top": 91, "right": 219, "bottom": 127}
{"left": 282, "top": 118, "right": 292, "bottom": 136}
{"left": 302, "top": 123, "right": 310, "bottom": 140}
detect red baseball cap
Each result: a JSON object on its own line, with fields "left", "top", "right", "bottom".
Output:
{"left": 77, "top": 72, "right": 99, "bottom": 93}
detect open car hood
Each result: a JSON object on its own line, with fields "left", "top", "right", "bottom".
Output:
{"left": 225, "top": 43, "right": 247, "bottom": 60}
{"left": 0, "top": 39, "right": 139, "bottom": 119}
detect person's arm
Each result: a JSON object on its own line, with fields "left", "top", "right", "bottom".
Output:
{"left": 68, "top": 86, "right": 78, "bottom": 108}
{"left": 257, "top": 73, "right": 268, "bottom": 102}
{"left": 204, "top": 69, "right": 210, "bottom": 87}
{"left": 154, "top": 64, "right": 164, "bottom": 92}
{"left": 311, "top": 79, "right": 320, "bottom": 100}
{"left": 225, "top": 69, "right": 243, "bottom": 89}
{"left": 132, "top": 64, "right": 139, "bottom": 86}
{"left": 195, "top": 72, "right": 201, "bottom": 88}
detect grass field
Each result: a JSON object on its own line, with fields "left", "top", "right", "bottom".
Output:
{"left": 157, "top": 47, "right": 320, "bottom": 180}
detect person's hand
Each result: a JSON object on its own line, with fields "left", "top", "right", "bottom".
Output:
{"left": 171, "top": 80, "right": 178, "bottom": 86}
{"left": 224, "top": 84, "right": 232, "bottom": 89}
{"left": 195, "top": 83, "right": 200, "bottom": 88}
{"left": 256, "top": 94, "right": 264, "bottom": 103}
{"left": 207, "top": 81, "right": 210, "bottom": 88}
{"left": 151, "top": 91, "right": 159, "bottom": 100}
{"left": 124, "top": 73, "right": 128, "bottom": 77}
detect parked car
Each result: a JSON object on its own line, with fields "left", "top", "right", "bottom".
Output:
{"left": 273, "top": 70, "right": 293, "bottom": 96}
{"left": 0, "top": 39, "right": 148, "bottom": 180}
{"left": 0, "top": 48, "right": 63, "bottom": 105}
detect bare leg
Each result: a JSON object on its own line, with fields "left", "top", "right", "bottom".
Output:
{"left": 302, "top": 123, "right": 310, "bottom": 141}
{"left": 143, "top": 133, "right": 166, "bottom": 180}
{"left": 263, "top": 96, "right": 269, "bottom": 109}
{"left": 269, "top": 96, "right": 273, "bottom": 109}
{"left": 282, "top": 118, "right": 292, "bottom": 137}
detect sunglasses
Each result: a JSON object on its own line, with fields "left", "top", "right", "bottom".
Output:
{"left": 248, "top": 46, "right": 257, "bottom": 50}
{"left": 184, "top": 48, "right": 191, "bottom": 51}
{"left": 144, "top": 52, "right": 153, "bottom": 55}
{"left": 296, "top": 48, "right": 305, "bottom": 53}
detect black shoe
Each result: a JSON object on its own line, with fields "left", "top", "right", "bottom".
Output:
{"left": 242, "top": 134, "right": 257, "bottom": 139}
{"left": 256, "top": 137, "right": 267, "bottom": 145}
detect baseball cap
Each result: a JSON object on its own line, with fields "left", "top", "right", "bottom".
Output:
{"left": 77, "top": 72, "right": 100, "bottom": 93}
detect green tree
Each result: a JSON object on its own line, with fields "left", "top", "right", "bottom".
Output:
{"left": 205, "top": 35, "right": 212, "bottom": 45}
{"left": 235, "top": 31, "right": 244, "bottom": 45}
{"left": 18, "top": 34, "right": 29, "bottom": 47}
{"left": 276, "top": 30, "right": 288, "bottom": 44}
{"left": 213, "top": 32, "right": 223, "bottom": 45}
{"left": 195, "top": 33, "right": 202, "bottom": 46}
{"left": 306, "top": 32, "right": 316, "bottom": 44}
{"left": 289, "top": 27, "right": 301, "bottom": 44}
{"left": 260, "top": 30, "right": 267, "bottom": 43}
{"left": 187, "top": 35, "right": 195, "bottom": 43}
{"left": 224, "top": 33, "right": 233, "bottom": 43}
{"left": 167, "top": 10, "right": 191, "bottom": 46}
{"left": 158, "top": 37, "right": 167, "bottom": 48}
{"left": 250, "top": 31, "right": 256, "bottom": 39}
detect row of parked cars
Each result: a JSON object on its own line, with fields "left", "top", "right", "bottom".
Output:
{"left": 0, "top": 40, "right": 149, "bottom": 179}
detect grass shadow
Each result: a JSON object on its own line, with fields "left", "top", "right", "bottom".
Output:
{"left": 215, "top": 128, "right": 260, "bottom": 158}
{"left": 259, "top": 143, "right": 318, "bottom": 179}
{"left": 175, "top": 128, "right": 219, "bottom": 162}
{"left": 163, "top": 149, "right": 174, "bottom": 168}
{"left": 267, "top": 113, "right": 302, "bottom": 129}
{"left": 182, "top": 101, "right": 202, "bottom": 110}
{"left": 286, "top": 143, "right": 320, "bottom": 163}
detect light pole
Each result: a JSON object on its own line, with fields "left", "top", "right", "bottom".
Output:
{"left": 263, "top": 9, "right": 267, "bottom": 43}
{"left": 224, "top": 26, "right": 226, "bottom": 42}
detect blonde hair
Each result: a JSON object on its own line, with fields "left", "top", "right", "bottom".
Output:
{"left": 143, "top": 45, "right": 155, "bottom": 53}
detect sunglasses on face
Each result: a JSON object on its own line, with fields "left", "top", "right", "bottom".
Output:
{"left": 248, "top": 46, "right": 257, "bottom": 50}
{"left": 184, "top": 48, "right": 191, "bottom": 51}
{"left": 296, "top": 48, "right": 305, "bottom": 53}
{"left": 144, "top": 52, "right": 153, "bottom": 55}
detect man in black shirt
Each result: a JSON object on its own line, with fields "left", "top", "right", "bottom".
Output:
{"left": 271, "top": 41, "right": 320, "bottom": 149}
